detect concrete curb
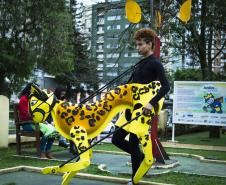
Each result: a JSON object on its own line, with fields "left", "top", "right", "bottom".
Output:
{"left": 162, "top": 141, "right": 226, "bottom": 152}
{"left": 0, "top": 166, "right": 174, "bottom": 185}
{"left": 169, "top": 152, "right": 226, "bottom": 164}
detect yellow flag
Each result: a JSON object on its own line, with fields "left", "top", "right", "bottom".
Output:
{"left": 179, "top": 0, "right": 192, "bottom": 23}
{"left": 155, "top": 10, "right": 162, "bottom": 28}
{"left": 125, "top": 0, "right": 142, "bottom": 23}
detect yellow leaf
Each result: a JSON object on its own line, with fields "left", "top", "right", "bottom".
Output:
{"left": 179, "top": 0, "right": 192, "bottom": 23}
{"left": 155, "top": 10, "right": 162, "bottom": 28}
{"left": 125, "top": 0, "right": 142, "bottom": 23}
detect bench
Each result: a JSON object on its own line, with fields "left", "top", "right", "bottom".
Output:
{"left": 14, "top": 103, "right": 41, "bottom": 157}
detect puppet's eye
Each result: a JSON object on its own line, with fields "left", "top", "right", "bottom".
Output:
{"left": 30, "top": 100, "right": 38, "bottom": 106}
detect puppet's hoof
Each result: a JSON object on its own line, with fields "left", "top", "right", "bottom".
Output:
{"left": 42, "top": 166, "right": 59, "bottom": 174}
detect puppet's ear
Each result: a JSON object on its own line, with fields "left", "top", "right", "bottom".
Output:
{"left": 31, "top": 83, "right": 42, "bottom": 95}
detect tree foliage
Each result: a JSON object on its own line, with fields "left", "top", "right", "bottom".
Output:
{"left": 55, "top": 0, "right": 99, "bottom": 95}
{"left": 158, "top": 0, "right": 225, "bottom": 80}
{"left": 0, "top": 0, "right": 74, "bottom": 97}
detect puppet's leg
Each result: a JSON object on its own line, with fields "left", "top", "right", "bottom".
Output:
{"left": 133, "top": 132, "right": 153, "bottom": 184}
{"left": 62, "top": 171, "right": 77, "bottom": 185}
{"left": 42, "top": 126, "right": 90, "bottom": 184}
{"left": 129, "top": 112, "right": 154, "bottom": 184}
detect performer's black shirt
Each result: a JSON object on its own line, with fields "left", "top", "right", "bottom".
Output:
{"left": 129, "top": 54, "right": 170, "bottom": 106}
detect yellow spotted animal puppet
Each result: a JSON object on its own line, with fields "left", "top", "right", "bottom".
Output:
{"left": 29, "top": 82, "right": 164, "bottom": 185}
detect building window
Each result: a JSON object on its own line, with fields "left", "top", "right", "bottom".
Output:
{"left": 106, "top": 34, "right": 119, "bottom": 39}
{"left": 98, "top": 72, "right": 103, "bottom": 77}
{"left": 107, "top": 24, "right": 121, "bottom": 30}
{"left": 97, "top": 26, "right": 104, "bottom": 32}
{"left": 106, "top": 43, "right": 119, "bottom": 48}
{"left": 106, "top": 63, "right": 118, "bottom": 67}
{"left": 97, "top": 17, "right": 104, "bottom": 25}
{"left": 125, "top": 24, "right": 130, "bottom": 28}
{"left": 131, "top": 53, "right": 139, "bottom": 57}
{"left": 123, "top": 63, "right": 132, "bottom": 67}
{"left": 107, "top": 15, "right": 121, "bottom": 21}
{"left": 124, "top": 53, "right": 132, "bottom": 57}
{"left": 97, "top": 45, "right": 103, "bottom": 49}
{"left": 97, "top": 54, "right": 104, "bottom": 59}
{"left": 106, "top": 53, "right": 119, "bottom": 58}
{"left": 107, "top": 72, "right": 118, "bottom": 76}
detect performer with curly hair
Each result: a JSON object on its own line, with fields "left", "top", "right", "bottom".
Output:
{"left": 112, "top": 28, "right": 170, "bottom": 185}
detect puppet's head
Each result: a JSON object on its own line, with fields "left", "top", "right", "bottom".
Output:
{"left": 29, "top": 84, "right": 56, "bottom": 123}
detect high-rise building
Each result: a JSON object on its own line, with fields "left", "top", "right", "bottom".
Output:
{"left": 91, "top": 0, "right": 143, "bottom": 87}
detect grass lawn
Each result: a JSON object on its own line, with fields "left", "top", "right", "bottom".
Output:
{"left": 0, "top": 145, "right": 226, "bottom": 185}
{"left": 174, "top": 131, "right": 226, "bottom": 146}
{"left": 1, "top": 131, "right": 226, "bottom": 185}
{"left": 94, "top": 142, "right": 226, "bottom": 161}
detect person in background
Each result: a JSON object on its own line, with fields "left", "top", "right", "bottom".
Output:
{"left": 19, "top": 83, "right": 55, "bottom": 159}
{"left": 54, "top": 87, "right": 79, "bottom": 155}
{"left": 112, "top": 28, "right": 170, "bottom": 185}
{"left": 53, "top": 87, "right": 70, "bottom": 148}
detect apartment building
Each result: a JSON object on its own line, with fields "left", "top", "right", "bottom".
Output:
{"left": 91, "top": 0, "right": 143, "bottom": 86}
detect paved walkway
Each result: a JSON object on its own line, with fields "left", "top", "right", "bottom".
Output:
{"left": 0, "top": 171, "right": 124, "bottom": 185}
{"left": 51, "top": 150, "right": 226, "bottom": 178}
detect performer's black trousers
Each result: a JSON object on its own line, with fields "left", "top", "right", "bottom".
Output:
{"left": 112, "top": 126, "right": 144, "bottom": 177}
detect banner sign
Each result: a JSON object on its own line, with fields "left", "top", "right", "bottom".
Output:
{"left": 173, "top": 81, "right": 226, "bottom": 126}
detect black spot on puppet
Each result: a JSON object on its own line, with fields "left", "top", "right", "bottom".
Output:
{"left": 125, "top": 109, "right": 132, "bottom": 121}
{"left": 97, "top": 110, "right": 105, "bottom": 116}
{"left": 133, "top": 93, "right": 140, "bottom": 100}
{"left": 96, "top": 115, "right": 100, "bottom": 121}
{"left": 133, "top": 103, "right": 142, "bottom": 111}
{"left": 105, "top": 92, "right": 115, "bottom": 101}
{"left": 114, "top": 87, "right": 121, "bottom": 94}
{"left": 70, "top": 133, "right": 75, "bottom": 138}
{"left": 132, "top": 86, "right": 138, "bottom": 92}
{"left": 76, "top": 130, "right": 80, "bottom": 134}
{"left": 89, "top": 119, "right": 96, "bottom": 127}
{"left": 74, "top": 126, "right": 79, "bottom": 129}
{"left": 139, "top": 86, "right": 149, "bottom": 94}
{"left": 61, "top": 112, "right": 68, "bottom": 119}
{"left": 72, "top": 109, "right": 79, "bottom": 116}
{"left": 86, "top": 105, "right": 92, "bottom": 111}
{"left": 103, "top": 102, "right": 112, "bottom": 112}
{"left": 66, "top": 116, "right": 74, "bottom": 125}
{"left": 141, "top": 117, "right": 145, "bottom": 124}
{"left": 61, "top": 102, "right": 70, "bottom": 109}
{"left": 123, "top": 90, "right": 128, "bottom": 96}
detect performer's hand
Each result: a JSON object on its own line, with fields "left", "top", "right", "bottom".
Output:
{"left": 142, "top": 103, "right": 153, "bottom": 116}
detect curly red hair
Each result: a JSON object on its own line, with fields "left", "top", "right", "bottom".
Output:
{"left": 134, "top": 28, "right": 156, "bottom": 49}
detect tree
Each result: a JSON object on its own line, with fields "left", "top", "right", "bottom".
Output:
{"left": 0, "top": 0, "right": 74, "bottom": 97}
{"left": 156, "top": 0, "right": 225, "bottom": 138}
{"left": 54, "top": 0, "right": 98, "bottom": 99}
{"left": 158, "top": 0, "right": 225, "bottom": 79}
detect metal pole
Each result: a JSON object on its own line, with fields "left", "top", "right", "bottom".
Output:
{"left": 150, "top": 0, "right": 154, "bottom": 28}
{"left": 172, "top": 123, "right": 175, "bottom": 142}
